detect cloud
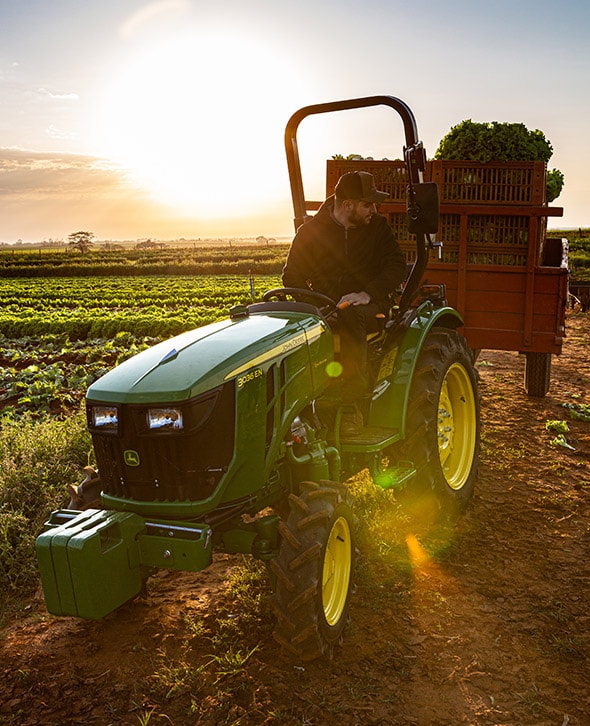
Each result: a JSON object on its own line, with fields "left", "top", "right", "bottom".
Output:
{"left": 0, "top": 148, "right": 132, "bottom": 199}
{"left": 120, "top": 0, "right": 192, "bottom": 39}
{"left": 0, "top": 147, "right": 161, "bottom": 242}
{"left": 37, "top": 87, "right": 79, "bottom": 101}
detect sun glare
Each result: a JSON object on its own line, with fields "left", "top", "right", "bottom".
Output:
{"left": 97, "top": 29, "right": 299, "bottom": 218}
{"left": 405, "top": 533, "right": 431, "bottom": 568}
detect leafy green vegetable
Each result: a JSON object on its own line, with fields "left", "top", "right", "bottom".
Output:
{"left": 434, "top": 119, "right": 564, "bottom": 201}
{"left": 435, "top": 120, "right": 554, "bottom": 163}
{"left": 545, "top": 420, "right": 569, "bottom": 433}
{"left": 560, "top": 402, "right": 590, "bottom": 422}
{"left": 549, "top": 434, "right": 576, "bottom": 451}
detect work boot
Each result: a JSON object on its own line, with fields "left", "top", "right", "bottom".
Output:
{"left": 339, "top": 405, "right": 364, "bottom": 437}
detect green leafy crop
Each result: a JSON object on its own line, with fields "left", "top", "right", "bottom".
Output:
{"left": 435, "top": 120, "right": 564, "bottom": 201}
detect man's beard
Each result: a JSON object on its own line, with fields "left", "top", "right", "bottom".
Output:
{"left": 350, "top": 211, "right": 372, "bottom": 226}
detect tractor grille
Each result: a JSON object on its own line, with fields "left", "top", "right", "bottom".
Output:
{"left": 89, "top": 383, "right": 235, "bottom": 503}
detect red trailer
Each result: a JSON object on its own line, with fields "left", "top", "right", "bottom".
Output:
{"left": 323, "top": 159, "right": 567, "bottom": 396}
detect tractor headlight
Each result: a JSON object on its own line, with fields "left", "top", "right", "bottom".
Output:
{"left": 147, "top": 407, "right": 184, "bottom": 431}
{"left": 91, "top": 405, "right": 119, "bottom": 431}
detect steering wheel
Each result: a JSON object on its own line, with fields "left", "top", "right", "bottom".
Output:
{"left": 262, "top": 287, "right": 338, "bottom": 318}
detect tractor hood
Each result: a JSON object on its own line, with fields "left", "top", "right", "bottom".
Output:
{"left": 87, "top": 310, "right": 330, "bottom": 404}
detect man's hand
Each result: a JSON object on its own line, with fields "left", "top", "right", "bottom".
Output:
{"left": 337, "top": 291, "right": 371, "bottom": 308}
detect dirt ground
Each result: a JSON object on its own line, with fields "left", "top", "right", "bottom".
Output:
{"left": 1, "top": 311, "right": 589, "bottom": 726}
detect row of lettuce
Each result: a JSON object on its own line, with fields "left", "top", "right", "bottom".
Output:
{"left": 0, "top": 275, "right": 277, "bottom": 340}
{"left": 0, "top": 333, "right": 158, "bottom": 419}
{"left": 0, "top": 275, "right": 280, "bottom": 420}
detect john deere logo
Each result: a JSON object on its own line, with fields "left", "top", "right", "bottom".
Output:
{"left": 124, "top": 450, "right": 140, "bottom": 467}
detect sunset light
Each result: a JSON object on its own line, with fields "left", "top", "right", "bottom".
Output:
{"left": 0, "top": 0, "right": 588, "bottom": 243}
{"left": 1, "top": 3, "right": 588, "bottom": 721}
{"left": 96, "top": 28, "right": 301, "bottom": 218}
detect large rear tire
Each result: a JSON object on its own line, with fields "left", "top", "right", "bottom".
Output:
{"left": 270, "top": 480, "right": 355, "bottom": 661}
{"left": 398, "top": 327, "right": 480, "bottom": 523}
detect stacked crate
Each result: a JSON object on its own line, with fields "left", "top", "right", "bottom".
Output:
{"left": 327, "top": 159, "right": 549, "bottom": 264}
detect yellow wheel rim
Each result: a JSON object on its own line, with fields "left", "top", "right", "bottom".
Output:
{"left": 437, "top": 363, "right": 477, "bottom": 491}
{"left": 322, "top": 515, "right": 352, "bottom": 626}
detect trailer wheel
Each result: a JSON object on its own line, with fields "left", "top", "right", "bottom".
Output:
{"left": 524, "top": 352, "right": 552, "bottom": 397}
{"left": 270, "top": 480, "right": 355, "bottom": 662}
{"left": 398, "top": 327, "right": 480, "bottom": 522}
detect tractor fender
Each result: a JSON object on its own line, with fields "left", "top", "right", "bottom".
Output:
{"left": 368, "top": 303, "right": 463, "bottom": 436}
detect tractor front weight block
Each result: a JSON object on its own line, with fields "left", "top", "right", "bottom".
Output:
{"left": 36, "top": 509, "right": 212, "bottom": 619}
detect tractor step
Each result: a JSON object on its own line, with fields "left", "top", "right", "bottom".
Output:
{"left": 339, "top": 425, "right": 402, "bottom": 452}
{"left": 371, "top": 463, "right": 417, "bottom": 490}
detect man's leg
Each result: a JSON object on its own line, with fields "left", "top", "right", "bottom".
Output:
{"left": 338, "top": 303, "right": 381, "bottom": 402}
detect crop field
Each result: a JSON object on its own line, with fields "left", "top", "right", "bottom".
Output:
{"left": 556, "top": 230, "right": 590, "bottom": 280}
{"left": 0, "top": 274, "right": 280, "bottom": 418}
{"left": 0, "top": 243, "right": 290, "bottom": 278}
{"left": 1, "top": 228, "right": 588, "bottom": 420}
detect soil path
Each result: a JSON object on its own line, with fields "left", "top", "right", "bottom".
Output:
{"left": 1, "top": 312, "right": 589, "bottom": 726}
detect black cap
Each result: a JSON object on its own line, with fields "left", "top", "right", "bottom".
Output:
{"left": 334, "top": 171, "right": 389, "bottom": 203}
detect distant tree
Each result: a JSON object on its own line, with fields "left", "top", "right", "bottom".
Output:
{"left": 434, "top": 120, "right": 564, "bottom": 201}
{"left": 67, "top": 231, "right": 95, "bottom": 253}
{"left": 135, "top": 238, "right": 158, "bottom": 250}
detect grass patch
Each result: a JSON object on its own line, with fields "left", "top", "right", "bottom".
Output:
{"left": 549, "top": 633, "right": 587, "bottom": 658}
{"left": 513, "top": 683, "right": 546, "bottom": 714}
{"left": 348, "top": 470, "right": 410, "bottom": 560}
{"left": 0, "top": 409, "right": 92, "bottom": 622}
{"left": 207, "top": 557, "right": 271, "bottom": 650}
{"left": 207, "top": 644, "right": 260, "bottom": 683}
{"left": 150, "top": 648, "right": 208, "bottom": 700}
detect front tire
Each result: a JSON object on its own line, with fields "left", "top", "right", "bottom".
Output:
{"left": 398, "top": 327, "right": 480, "bottom": 522}
{"left": 270, "top": 481, "right": 355, "bottom": 661}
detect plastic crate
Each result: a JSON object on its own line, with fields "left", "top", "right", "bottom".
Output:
{"left": 325, "top": 159, "right": 556, "bottom": 268}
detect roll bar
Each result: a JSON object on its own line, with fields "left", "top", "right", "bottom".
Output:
{"left": 284, "top": 95, "right": 438, "bottom": 312}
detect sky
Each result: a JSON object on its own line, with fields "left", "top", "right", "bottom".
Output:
{"left": 0, "top": 0, "right": 588, "bottom": 243}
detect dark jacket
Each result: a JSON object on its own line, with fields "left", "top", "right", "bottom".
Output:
{"left": 282, "top": 197, "right": 407, "bottom": 312}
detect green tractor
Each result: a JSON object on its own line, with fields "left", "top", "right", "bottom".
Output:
{"left": 36, "top": 96, "right": 480, "bottom": 662}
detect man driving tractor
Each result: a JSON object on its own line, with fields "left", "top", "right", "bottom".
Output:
{"left": 282, "top": 170, "right": 407, "bottom": 433}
